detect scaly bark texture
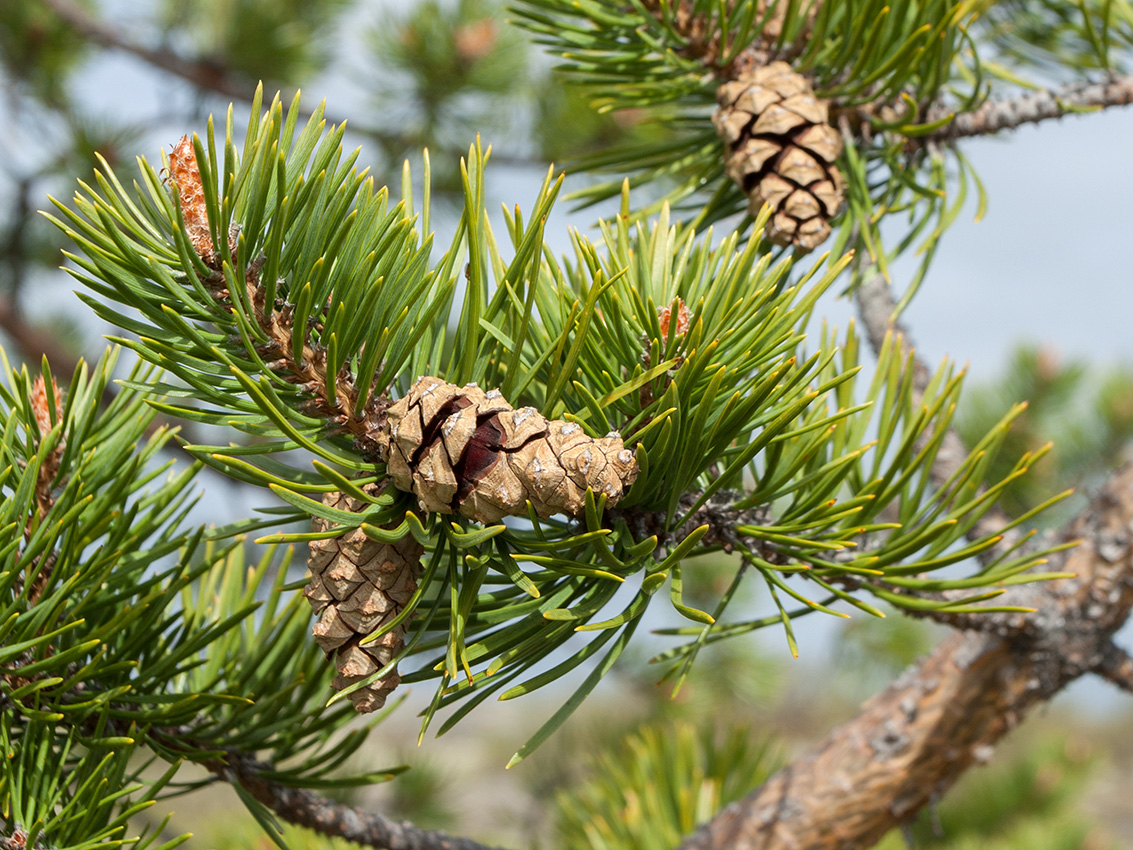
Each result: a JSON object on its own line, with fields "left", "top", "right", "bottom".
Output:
{"left": 920, "top": 74, "right": 1133, "bottom": 146}
{"left": 680, "top": 463, "right": 1133, "bottom": 850}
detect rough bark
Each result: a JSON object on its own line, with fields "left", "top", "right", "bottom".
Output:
{"left": 679, "top": 463, "right": 1133, "bottom": 850}
{"left": 203, "top": 750, "right": 511, "bottom": 850}
{"left": 920, "top": 74, "right": 1133, "bottom": 145}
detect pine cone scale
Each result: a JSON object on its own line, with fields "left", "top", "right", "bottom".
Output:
{"left": 796, "top": 124, "right": 841, "bottom": 162}
{"left": 751, "top": 104, "right": 808, "bottom": 136}
{"left": 714, "top": 61, "right": 845, "bottom": 252}
{"left": 379, "top": 378, "right": 637, "bottom": 522}
{"left": 306, "top": 486, "right": 424, "bottom": 713}
{"left": 306, "top": 376, "right": 640, "bottom": 714}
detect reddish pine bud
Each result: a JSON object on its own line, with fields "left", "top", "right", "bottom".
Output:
{"left": 167, "top": 135, "right": 218, "bottom": 265}
{"left": 658, "top": 298, "right": 692, "bottom": 339}
{"left": 30, "top": 375, "right": 62, "bottom": 437}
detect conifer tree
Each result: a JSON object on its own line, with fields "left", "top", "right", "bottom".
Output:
{"left": 2, "top": 1, "right": 1133, "bottom": 850}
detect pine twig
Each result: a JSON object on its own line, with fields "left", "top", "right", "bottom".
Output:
{"left": 203, "top": 751, "right": 512, "bottom": 850}
{"left": 40, "top": 0, "right": 266, "bottom": 106}
{"left": 166, "top": 136, "right": 388, "bottom": 455}
{"left": 1095, "top": 640, "right": 1133, "bottom": 694}
{"left": 854, "top": 270, "right": 1021, "bottom": 557}
{"left": 679, "top": 462, "right": 1133, "bottom": 850}
{"left": 917, "top": 73, "right": 1133, "bottom": 146}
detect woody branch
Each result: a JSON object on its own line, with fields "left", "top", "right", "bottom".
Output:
{"left": 919, "top": 73, "right": 1133, "bottom": 146}
{"left": 679, "top": 462, "right": 1133, "bottom": 850}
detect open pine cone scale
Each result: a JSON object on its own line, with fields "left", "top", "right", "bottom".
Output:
{"left": 381, "top": 377, "right": 638, "bottom": 523}
{"left": 715, "top": 61, "right": 846, "bottom": 251}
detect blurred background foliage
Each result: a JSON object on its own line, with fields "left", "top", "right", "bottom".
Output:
{"left": 956, "top": 346, "right": 1133, "bottom": 525}
{"left": 0, "top": 0, "right": 1131, "bottom": 848}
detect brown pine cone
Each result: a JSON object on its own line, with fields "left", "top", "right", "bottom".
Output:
{"left": 379, "top": 377, "right": 638, "bottom": 523}
{"left": 305, "top": 485, "right": 423, "bottom": 713}
{"left": 714, "top": 62, "right": 844, "bottom": 252}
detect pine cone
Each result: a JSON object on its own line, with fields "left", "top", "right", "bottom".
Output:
{"left": 305, "top": 485, "right": 423, "bottom": 713}
{"left": 379, "top": 377, "right": 638, "bottom": 523}
{"left": 714, "top": 62, "right": 844, "bottom": 252}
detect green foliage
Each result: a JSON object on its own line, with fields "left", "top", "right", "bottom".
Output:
{"left": 45, "top": 91, "right": 1066, "bottom": 761}
{"left": 553, "top": 721, "right": 780, "bottom": 850}
{"left": 975, "top": 0, "right": 1133, "bottom": 74}
{"left": 510, "top": 0, "right": 1133, "bottom": 306}
{"left": 516, "top": 0, "right": 974, "bottom": 111}
{"left": 1, "top": 717, "right": 184, "bottom": 850}
{"left": 1, "top": 0, "right": 1129, "bottom": 847}
{"left": 956, "top": 345, "right": 1133, "bottom": 524}
{"left": 0, "top": 0, "right": 91, "bottom": 107}
{"left": 512, "top": 0, "right": 990, "bottom": 296}
{"left": 0, "top": 348, "right": 400, "bottom": 847}
{"left": 157, "top": 0, "right": 353, "bottom": 84}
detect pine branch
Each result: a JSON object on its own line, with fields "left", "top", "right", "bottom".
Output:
{"left": 202, "top": 750, "right": 512, "bottom": 850}
{"left": 854, "top": 270, "right": 1022, "bottom": 559}
{"left": 212, "top": 242, "right": 383, "bottom": 452}
{"left": 918, "top": 73, "right": 1133, "bottom": 146}
{"left": 679, "top": 462, "right": 1133, "bottom": 850}
{"left": 1095, "top": 640, "right": 1133, "bottom": 694}
{"left": 161, "top": 135, "right": 388, "bottom": 457}
{"left": 40, "top": 0, "right": 266, "bottom": 106}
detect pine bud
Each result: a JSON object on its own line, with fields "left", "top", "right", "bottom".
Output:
{"left": 166, "top": 135, "right": 237, "bottom": 267}
{"left": 658, "top": 298, "right": 692, "bottom": 339}
{"left": 30, "top": 375, "right": 62, "bottom": 438}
